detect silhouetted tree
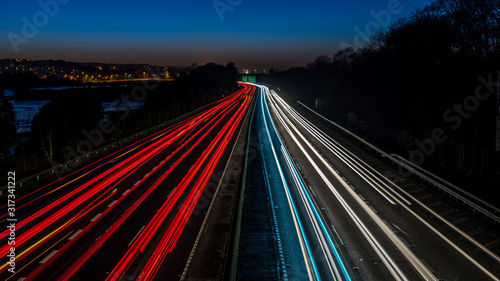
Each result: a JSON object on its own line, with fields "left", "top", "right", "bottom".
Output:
{"left": 425, "top": 0, "right": 500, "bottom": 56}
{"left": 267, "top": 0, "right": 500, "bottom": 180}
{"left": 30, "top": 92, "right": 102, "bottom": 164}
{"left": 0, "top": 90, "right": 17, "bottom": 172}
{"left": 306, "top": 55, "right": 332, "bottom": 70}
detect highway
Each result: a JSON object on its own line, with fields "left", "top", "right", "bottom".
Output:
{"left": 0, "top": 83, "right": 256, "bottom": 281}
{"left": 253, "top": 83, "right": 500, "bottom": 281}
{"left": 2, "top": 81, "right": 499, "bottom": 281}
{"left": 246, "top": 84, "right": 352, "bottom": 281}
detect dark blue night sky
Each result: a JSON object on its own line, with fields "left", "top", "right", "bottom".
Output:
{"left": 1, "top": 0, "right": 429, "bottom": 70}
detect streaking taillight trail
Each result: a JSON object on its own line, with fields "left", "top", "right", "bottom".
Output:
{"left": 1, "top": 83, "right": 255, "bottom": 281}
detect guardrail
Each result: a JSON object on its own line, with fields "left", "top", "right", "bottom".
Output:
{"left": 0, "top": 99, "right": 220, "bottom": 195}
{"left": 298, "top": 101, "right": 500, "bottom": 224}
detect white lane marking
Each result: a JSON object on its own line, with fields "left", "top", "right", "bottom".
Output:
{"left": 308, "top": 185, "right": 318, "bottom": 198}
{"left": 274, "top": 91, "right": 500, "bottom": 278}
{"left": 40, "top": 250, "right": 58, "bottom": 264}
{"left": 68, "top": 229, "right": 83, "bottom": 240}
{"left": 108, "top": 200, "right": 117, "bottom": 208}
{"left": 392, "top": 223, "right": 410, "bottom": 237}
{"left": 259, "top": 90, "right": 317, "bottom": 281}
{"left": 281, "top": 145, "right": 342, "bottom": 280}
{"left": 274, "top": 90, "right": 406, "bottom": 205}
{"left": 331, "top": 225, "right": 345, "bottom": 246}
{"left": 122, "top": 189, "right": 130, "bottom": 196}
{"left": 90, "top": 213, "right": 102, "bottom": 222}
{"left": 358, "top": 194, "right": 366, "bottom": 202}
{"left": 128, "top": 225, "right": 146, "bottom": 247}
{"left": 266, "top": 89, "right": 409, "bottom": 281}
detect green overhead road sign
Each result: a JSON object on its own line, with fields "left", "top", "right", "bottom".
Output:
{"left": 242, "top": 76, "right": 255, "bottom": 83}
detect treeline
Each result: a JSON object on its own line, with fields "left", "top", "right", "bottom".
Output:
{"left": 0, "top": 94, "right": 16, "bottom": 173}
{"left": 268, "top": 0, "right": 500, "bottom": 180}
{"left": 5, "top": 62, "right": 239, "bottom": 176}
{"left": 0, "top": 72, "right": 79, "bottom": 89}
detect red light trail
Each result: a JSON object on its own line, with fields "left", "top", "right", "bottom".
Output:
{"left": 0, "top": 83, "right": 256, "bottom": 281}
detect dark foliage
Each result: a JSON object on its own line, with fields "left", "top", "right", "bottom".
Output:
{"left": 0, "top": 71, "right": 78, "bottom": 90}
{"left": 0, "top": 91, "right": 17, "bottom": 172}
{"left": 28, "top": 91, "right": 103, "bottom": 165}
{"left": 10, "top": 62, "right": 239, "bottom": 175}
{"left": 268, "top": 0, "right": 500, "bottom": 183}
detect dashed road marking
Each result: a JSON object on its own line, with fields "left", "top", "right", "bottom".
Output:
{"left": 108, "top": 200, "right": 117, "bottom": 208}
{"left": 68, "top": 229, "right": 83, "bottom": 240}
{"left": 128, "top": 225, "right": 146, "bottom": 247}
{"left": 40, "top": 250, "right": 58, "bottom": 264}
{"left": 90, "top": 213, "right": 102, "bottom": 222}
{"left": 331, "top": 224, "right": 345, "bottom": 246}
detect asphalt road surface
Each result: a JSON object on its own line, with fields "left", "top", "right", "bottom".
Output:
{"left": 0, "top": 83, "right": 256, "bottom": 281}
{"left": 251, "top": 83, "right": 499, "bottom": 281}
